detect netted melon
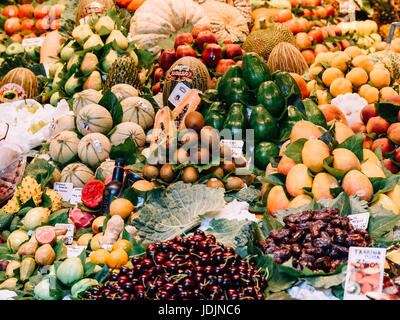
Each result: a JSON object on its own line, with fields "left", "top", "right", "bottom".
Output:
{"left": 369, "top": 50, "right": 400, "bottom": 81}
{"left": 267, "top": 42, "right": 308, "bottom": 75}
{"left": 110, "top": 122, "right": 146, "bottom": 147}
{"left": 78, "top": 133, "right": 111, "bottom": 167}
{"left": 242, "top": 24, "right": 296, "bottom": 62}
{"left": 49, "top": 114, "right": 76, "bottom": 137}
{"left": 49, "top": 131, "right": 80, "bottom": 164}
{"left": 95, "top": 160, "right": 115, "bottom": 181}
{"left": 121, "top": 97, "right": 155, "bottom": 130}
{"left": 111, "top": 84, "right": 139, "bottom": 100}
{"left": 72, "top": 89, "right": 103, "bottom": 116}
{"left": 60, "top": 163, "right": 95, "bottom": 188}
{"left": 76, "top": 104, "right": 113, "bottom": 136}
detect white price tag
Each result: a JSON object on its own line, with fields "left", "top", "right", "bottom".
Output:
{"left": 54, "top": 182, "right": 73, "bottom": 202}
{"left": 66, "top": 245, "right": 86, "bottom": 258}
{"left": 40, "top": 265, "right": 50, "bottom": 275}
{"left": 344, "top": 247, "right": 386, "bottom": 300}
{"left": 101, "top": 244, "right": 113, "bottom": 250}
{"left": 70, "top": 188, "right": 83, "bottom": 205}
{"left": 348, "top": 212, "right": 370, "bottom": 230}
{"left": 55, "top": 223, "right": 75, "bottom": 245}
{"left": 168, "top": 82, "right": 191, "bottom": 107}
{"left": 22, "top": 37, "right": 45, "bottom": 47}
{"left": 220, "top": 140, "right": 244, "bottom": 158}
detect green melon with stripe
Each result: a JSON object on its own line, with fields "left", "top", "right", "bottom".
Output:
{"left": 121, "top": 97, "right": 155, "bottom": 130}
{"left": 60, "top": 163, "right": 95, "bottom": 188}
{"left": 76, "top": 104, "right": 113, "bottom": 136}
{"left": 78, "top": 133, "right": 111, "bottom": 168}
{"left": 49, "top": 131, "right": 80, "bottom": 164}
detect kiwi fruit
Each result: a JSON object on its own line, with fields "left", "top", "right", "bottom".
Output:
{"left": 185, "top": 111, "right": 204, "bottom": 132}
{"left": 191, "top": 148, "right": 210, "bottom": 164}
{"left": 233, "top": 156, "right": 247, "bottom": 168}
{"left": 142, "top": 164, "right": 159, "bottom": 180}
{"left": 225, "top": 176, "right": 245, "bottom": 191}
{"left": 222, "top": 160, "right": 236, "bottom": 174}
{"left": 206, "top": 178, "right": 225, "bottom": 189}
{"left": 209, "top": 166, "right": 224, "bottom": 179}
{"left": 182, "top": 166, "right": 199, "bottom": 183}
{"left": 181, "top": 131, "right": 199, "bottom": 147}
{"left": 200, "top": 126, "right": 220, "bottom": 150}
{"left": 160, "top": 163, "right": 175, "bottom": 182}
{"left": 220, "top": 144, "right": 233, "bottom": 160}
{"left": 132, "top": 180, "right": 154, "bottom": 191}
{"left": 174, "top": 148, "right": 190, "bottom": 164}
{"left": 240, "top": 174, "right": 256, "bottom": 185}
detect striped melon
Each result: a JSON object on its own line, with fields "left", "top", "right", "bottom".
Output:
{"left": 95, "top": 160, "right": 115, "bottom": 181}
{"left": 78, "top": 133, "right": 111, "bottom": 167}
{"left": 49, "top": 131, "right": 80, "bottom": 164}
{"left": 72, "top": 89, "right": 103, "bottom": 116}
{"left": 49, "top": 114, "right": 76, "bottom": 137}
{"left": 110, "top": 122, "right": 146, "bottom": 147}
{"left": 163, "top": 57, "right": 211, "bottom": 109}
{"left": 76, "top": 104, "right": 113, "bottom": 136}
{"left": 369, "top": 50, "right": 400, "bottom": 81}
{"left": 60, "top": 163, "right": 95, "bottom": 188}
{"left": 121, "top": 97, "right": 155, "bottom": 130}
{"left": 111, "top": 84, "right": 139, "bottom": 100}
{"left": 267, "top": 42, "right": 308, "bottom": 75}
{"left": 0, "top": 68, "right": 38, "bottom": 99}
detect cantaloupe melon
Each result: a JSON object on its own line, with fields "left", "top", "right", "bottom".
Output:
{"left": 49, "top": 131, "right": 80, "bottom": 164}
{"left": 110, "top": 122, "right": 146, "bottom": 147}
{"left": 78, "top": 133, "right": 111, "bottom": 167}
{"left": 60, "top": 163, "right": 95, "bottom": 188}
{"left": 72, "top": 89, "right": 103, "bottom": 116}
{"left": 76, "top": 104, "right": 113, "bottom": 136}
{"left": 95, "top": 160, "right": 115, "bottom": 181}
{"left": 49, "top": 115, "right": 76, "bottom": 137}
{"left": 111, "top": 84, "right": 139, "bottom": 100}
{"left": 121, "top": 97, "right": 155, "bottom": 130}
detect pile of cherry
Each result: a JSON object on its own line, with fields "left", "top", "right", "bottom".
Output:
{"left": 84, "top": 230, "right": 267, "bottom": 300}
{"left": 259, "top": 208, "right": 372, "bottom": 273}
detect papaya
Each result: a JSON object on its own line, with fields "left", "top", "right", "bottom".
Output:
{"left": 149, "top": 107, "right": 177, "bottom": 155}
{"left": 171, "top": 89, "right": 201, "bottom": 131}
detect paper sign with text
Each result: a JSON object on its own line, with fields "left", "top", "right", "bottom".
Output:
{"left": 54, "top": 182, "right": 73, "bottom": 202}
{"left": 220, "top": 139, "right": 244, "bottom": 158}
{"left": 344, "top": 247, "right": 386, "bottom": 300}
{"left": 348, "top": 212, "right": 370, "bottom": 230}
{"left": 66, "top": 245, "right": 86, "bottom": 258}
{"left": 70, "top": 188, "right": 83, "bottom": 205}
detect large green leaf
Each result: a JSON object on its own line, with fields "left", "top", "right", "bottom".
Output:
{"left": 375, "top": 102, "right": 400, "bottom": 123}
{"left": 368, "top": 205, "right": 400, "bottom": 241}
{"left": 302, "top": 266, "right": 347, "bottom": 289}
{"left": 224, "top": 186, "right": 261, "bottom": 203}
{"left": 132, "top": 182, "right": 225, "bottom": 244}
{"left": 109, "top": 138, "right": 137, "bottom": 165}
{"left": 369, "top": 175, "right": 400, "bottom": 203}
{"left": 284, "top": 138, "right": 307, "bottom": 163}
{"left": 24, "top": 159, "right": 55, "bottom": 188}
{"left": 259, "top": 173, "right": 286, "bottom": 186}
{"left": 337, "top": 132, "right": 364, "bottom": 162}
{"left": 98, "top": 90, "right": 123, "bottom": 126}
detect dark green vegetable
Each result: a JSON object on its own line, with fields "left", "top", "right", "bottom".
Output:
{"left": 249, "top": 105, "right": 278, "bottom": 142}
{"left": 257, "top": 81, "right": 285, "bottom": 118}
{"left": 242, "top": 52, "right": 271, "bottom": 90}
{"left": 272, "top": 71, "right": 302, "bottom": 106}
{"left": 303, "top": 98, "right": 328, "bottom": 128}
{"left": 218, "top": 65, "right": 242, "bottom": 97}
{"left": 254, "top": 142, "right": 280, "bottom": 170}
{"left": 222, "top": 77, "right": 252, "bottom": 106}
{"left": 279, "top": 105, "right": 306, "bottom": 142}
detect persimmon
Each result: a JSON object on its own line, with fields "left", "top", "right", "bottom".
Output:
{"left": 4, "top": 18, "right": 20, "bottom": 36}
{"left": 116, "top": 0, "right": 132, "bottom": 7}
{"left": 285, "top": 19, "right": 300, "bottom": 34}
{"left": 302, "top": 49, "right": 315, "bottom": 65}
{"left": 2, "top": 5, "right": 19, "bottom": 18}
{"left": 50, "top": 19, "right": 61, "bottom": 31}
{"left": 277, "top": 9, "right": 292, "bottom": 23}
{"left": 18, "top": 4, "right": 34, "bottom": 19}
{"left": 49, "top": 4, "right": 65, "bottom": 19}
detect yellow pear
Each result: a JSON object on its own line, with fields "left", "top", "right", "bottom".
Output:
{"left": 286, "top": 164, "right": 313, "bottom": 197}
{"left": 371, "top": 194, "right": 399, "bottom": 214}
{"left": 335, "top": 121, "right": 355, "bottom": 144}
{"left": 312, "top": 173, "right": 340, "bottom": 201}
{"left": 289, "top": 195, "right": 313, "bottom": 208}
{"left": 302, "top": 139, "right": 331, "bottom": 173}
{"left": 361, "top": 161, "right": 386, "bottom": 178}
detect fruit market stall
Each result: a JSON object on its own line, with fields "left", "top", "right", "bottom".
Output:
{"left": 1, "top": 0, "right": 400, "bottom": 302}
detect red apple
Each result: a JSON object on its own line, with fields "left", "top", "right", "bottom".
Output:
{"left": 153, "top": 82, "right": 162, "bottom": 95}
{"left": 159, "top": 49, "right": 176, "bottom": 71}
{"left": 224, "top": 39, "right": 233, "bottom": 45}
{"left": 211, "top": 77, "right": 218, "bottom": 89}
{"left": 350, "top": 122, "right": 366, "bottom": 133}
{"left": 395, "top": 148, "right": 400, "bottom": 162}
{"left": 384, "top": 159, "right": 399, "bottom": 174}
{"left": 153, "top": 67, "right": 164, "bottom": 83}
{"left": 175, "top": 45, "right": 197, "bottom": 59}
{"left": 196, "top": 31, "right": 218, "bottom": 51}
{"left": 372, "top": 138, "right": 394, "bottom": 156}
{"left": 202, "top": 44, "right": 222, "bottom": 68}
{"left": 360, "top": 104, "right": 378, "bottom": 124}
{"left": 224, "top": 44, "right": 243, "bottom": 59}
{"left": 192, "top": 24, "right": 212, "bottom": 39}
{"left": 174, "top": 33, "right": 194, "bottom": 49}
{"left": 216, "top": 59, "right": 236, "bottom": 74}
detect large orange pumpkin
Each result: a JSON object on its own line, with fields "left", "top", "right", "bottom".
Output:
{"left": 319, "top": 104, "right": 348, "bottom": 125}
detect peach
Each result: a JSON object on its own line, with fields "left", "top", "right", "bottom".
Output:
{"left": 386, "top": 95, "right": 400, "bottom": 104}
{"left": 387, "top": 184, "right": 400, "bottom": 209}
{"left": 350, "top": 122, "right": 366, "bottom": 133}
{"left": 342, "top": 170, "right": 374, "bottom": 201}
{"left": 332, "top": 148, "right": 361, "bottom": 171}
{"left": 363, "top": 134, "right": 372, "bottom": 149}
{"left": 372, "top": 138, "right": 394, "bottom": 156}
{"left": 366, "top": 116, "right": 390, "bottom": 135}
{"left": 360, "top": 104, "right": 377, "bottom": 124}
{"left": 312, "top": 172, "right": 339, "bottom": 200}
{"left": 267, "top": 185, "right": 291, "bottom": 216}
{"left": 395, "top": 148, "right": 400, "bottom": 162}
{"left": 387, "top": 123, "right": 400, "bottom": 144}
{"left": 302, "top": 139, "right": 331, "bottom": 173}
{"left": 277, "top": 155, "right": 296, "bottom": 175}
{"left": 286, "top": 164, "right": 313, "bottom": 197}
{"left": 383, "top": 159, "right": 399, "bottom": 174}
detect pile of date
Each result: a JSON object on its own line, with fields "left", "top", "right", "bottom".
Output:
{"left": 259, "top": 208, "right": 373, "bottom": 273}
